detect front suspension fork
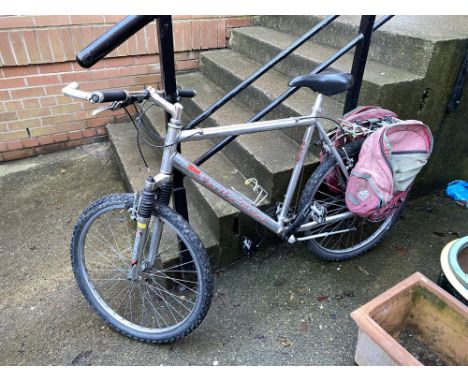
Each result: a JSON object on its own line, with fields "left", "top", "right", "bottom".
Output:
{"left": 128, "top": 176, "right": 174, "bottom": 280}
{"left": 128, "top": 177, "right": 157, "bottom": 281}
{"left": 143, "top": 181, "right": 173, "bottom": 270}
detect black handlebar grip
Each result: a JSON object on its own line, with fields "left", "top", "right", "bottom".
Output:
{"left": 90, "top": 89, "right": 128, "bottom": 103}
{"left": 76, "top": 15, "right": 156, "bottom": 68}
{"left": 177, "top": 88, "right": 197, "bottom": 98}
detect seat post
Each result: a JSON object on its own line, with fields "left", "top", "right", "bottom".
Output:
{"left": 311, "top": 93, "right": 323, "bottom": 117}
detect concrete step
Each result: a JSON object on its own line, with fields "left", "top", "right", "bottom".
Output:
{"left": 199, "top": 48, "right": 344, "bottom": 144}
{"left": 230, "top": 26, "right": 424, "bottom": 107}
{"left": 138, "top": 107, "right": 271, "bottom": 265}
{"left": 177, "top": 71, "right": 319, "bottom": 201}
{"left": 254, "top": 15, "right": 436, "bottom": 76}
{"left": 107, "top": 121, "right": 225, "bottom": 263}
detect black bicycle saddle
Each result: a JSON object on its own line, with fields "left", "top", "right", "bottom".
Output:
{"left": 289, "top": 72, "right": 354, "bottom": 96}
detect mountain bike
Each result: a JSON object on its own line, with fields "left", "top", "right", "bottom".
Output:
{"left": 62, "top": 72, "right": 405, "bottom": 343}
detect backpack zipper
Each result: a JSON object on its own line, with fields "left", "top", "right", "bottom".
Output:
{"left": 391, "top": 150, "right": 428, "bottom": 154}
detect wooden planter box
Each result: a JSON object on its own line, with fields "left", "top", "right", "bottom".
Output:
{"left": 351, "top": 272, "right": 468, "bottom": 366}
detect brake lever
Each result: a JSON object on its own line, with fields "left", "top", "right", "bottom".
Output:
{"left": 91, "top": 101, "right": 123, "bottom": 116}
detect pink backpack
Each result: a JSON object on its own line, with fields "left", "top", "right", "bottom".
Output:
{"left": 345, "top": 119, "right": 433, "bottom": 219}
{"left": 322, "top": 106, "right": 397, "bottom": 195}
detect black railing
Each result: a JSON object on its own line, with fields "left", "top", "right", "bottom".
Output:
{"left": 76, "top": 15, "right": 190, "bottom": 223}
{"left": 183, "top": 16, "right": 339, "bottom": 132}
{"left": 192, "top": 15, "right": 393, "bottom": 166}
{"left": 76, "top": 16, "right": 157, "bottom": 68}
{"left": 156, "top": 16, "right": 190, "bottom": 223}
{"left": 77, "top": 15, "right": 394, "bottom": 231}
{"left": 344, "top": 15, "right": 378, "bottom": 112}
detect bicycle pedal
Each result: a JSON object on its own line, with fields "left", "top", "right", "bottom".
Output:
{"left": 241, "top": 236, "right": 263, "bottom": 257}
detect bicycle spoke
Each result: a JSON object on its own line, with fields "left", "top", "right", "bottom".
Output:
{"left": 88, "top": 231, "right": 128, "bottom": 264}
{"left": 86, "top": 242, "right": 129, "bottom": 268}
{"left": 146, "top": 271, "right": 199, "bottom": 294}
{"left": 74, "top": 195, "right": 211, "bottom": 341}
{"left": 126, "top": 282, "right": 136, "bottom": 323}
{"left": 147, "top": 271, "right": 199, "bottom": 286}
{"left": 145, "top": 281, "right": 187, "bottom": 323}
{"left": 86, "top": 259, "right": 127, "bottom": 274}
{"left": 156, "top": 239, "right": 180, "bottom": 256}
{"left": 103, "top": 212, "right": 123, "bottom": 254}
{"left": 320, "top": 217, "right": 346, "bottom": 248}
{"left": 149, "top": 279, "right": 195, "bottom": 310}
{"left": 109, "top": 281, "right": 133, "bottom": 308}
{"left": 158, "top": 259, "right": 196, "bottom": 273}
{"left": 138, "top": 283, "right": 147, "bottom": 327}
{"left": 300, "top": 144, "right": 400, "bottom": 257}
{"left": 142, "top": 283, "right": 168, "bottom": 327}
{"left": 124, "top": 220, "right": 133, "bottom": 253}
{"left": 98, "top": 278, "right": 126, "bottom": 299}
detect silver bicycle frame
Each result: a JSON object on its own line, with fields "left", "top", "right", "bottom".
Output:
{"left": 150, "top": 90, "right": 352, "bottom": 236}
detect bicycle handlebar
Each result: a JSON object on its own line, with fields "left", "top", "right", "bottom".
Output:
{"left": 90, "top": 89, "right": 128, "bottom": 103}
{"left": 177, "top": 88, "right": 197, "bottom": 98}
{"left": 63, "top": 82, "right": 196, "bottom": 103}
{"left": 62, "top": 82, "right": 150, "bottom": 103}
{"left": 62, "top": 82, "right": 93, "bottom": 101}
{"left": 62, "top": 82, "right": 196, "bottom": 120}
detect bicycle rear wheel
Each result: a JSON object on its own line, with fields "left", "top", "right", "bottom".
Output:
{"left": 298, "top": 140, "right": 405, "bottom": 261}
{"left": 70, "top": 193, "right": 213, "bottom": 343}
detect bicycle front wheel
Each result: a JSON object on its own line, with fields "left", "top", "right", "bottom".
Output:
{"left": 70, "top": 193, "right": 213, "bottom": 343}
{"left": 298, "top": 140, "right": 405, "bottom": 261}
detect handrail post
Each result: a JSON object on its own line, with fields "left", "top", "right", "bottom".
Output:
{"left": 343, "top": 15, "right": 376, "bottom": 113}
{"left": 157, "top": 16, "right": 177, "bottom": 104}
{"left": 156, "top": 16, "right": 189, "bottom": 222}
{"left": 156, "top": 16, "right": 192, "bottom": 270}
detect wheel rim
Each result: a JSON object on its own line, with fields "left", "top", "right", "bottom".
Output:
{"left": 77, "top": 204, "right": 203, "bottom": 334}
{"left": 305, "top": 159, "right": 398, "bottom": 255}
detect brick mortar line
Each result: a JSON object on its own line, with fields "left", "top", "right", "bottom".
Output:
{"left": 1, "top": 126, "right": 108, "bottom": 149}
{"left": 1, "top": 55, "right": 163, "bottom": 78}
{"left": 0, "top": 16, "right": 243, "bottom": 30}
{"left": 2, "top": 72, "right": 164, "bottom": 95}
{"left": 0, "top": 134, "right": 109, "bottom": 162}
{"left": 1, "top": 17, "right": 249, "bottom": 67}
{"left": 0, "top": 54, "right": 193, "bottom": 80}
{"left": 0, "top": 16, "right": 252, "bottom": 160}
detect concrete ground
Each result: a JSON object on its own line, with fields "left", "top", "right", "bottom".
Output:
{"left": 0, "top": 142, "right": 466, "bottom": 366}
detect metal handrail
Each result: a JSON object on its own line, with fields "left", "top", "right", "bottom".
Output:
{"left": 184, "top": 15, "right": 339, "bottom": 131}
{"left": 193, "top": 15, "right": 394, "bottom": 166}
{"left": 76, "top": 16, "right": 157, "bottom": 68}
{"left": 78, "top": 15, "right": 395, "bottom": 228}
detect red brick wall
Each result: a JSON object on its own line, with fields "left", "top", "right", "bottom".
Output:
{"left": 0, "top": 15, "right": 252, "bottom": 161}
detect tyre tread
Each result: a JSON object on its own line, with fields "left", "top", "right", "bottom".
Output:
{"left": 70, "top": 193, "right": 213, "bottom": 344}
{"left": 298, "top": 140, "right": 404, "bottom": 261}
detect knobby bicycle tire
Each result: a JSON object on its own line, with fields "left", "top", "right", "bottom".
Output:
{"left": 298, "top": 140, "right": 406, "bottom": 261}
{"left": 70, "top": 193, "right": 213, "bottom": 343}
